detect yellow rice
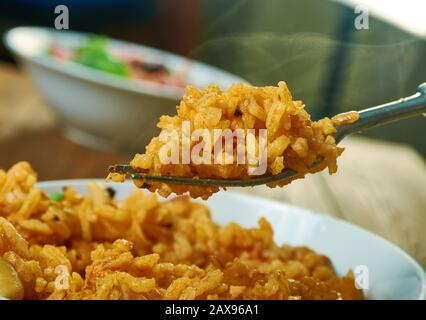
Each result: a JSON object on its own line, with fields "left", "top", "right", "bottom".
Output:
{"left": 116, "top": 82, "right": 359, "bottom": 199}
{"left": 0, "top": 162, "right": 363, "bottom": 300}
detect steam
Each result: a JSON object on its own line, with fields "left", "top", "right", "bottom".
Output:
{"left": 191, "top": 32, "right": 422, "bottom": 112}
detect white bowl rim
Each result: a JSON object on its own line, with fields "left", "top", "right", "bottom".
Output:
{"left": 3, "top": 26, "right": 248, "bottom": 101}
{"left": 31, "top": 178, "right": 426, "bottom": 300}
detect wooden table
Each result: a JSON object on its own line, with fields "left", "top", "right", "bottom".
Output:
{"left": 1, "top": 62, "right": 425, "bottom": 267}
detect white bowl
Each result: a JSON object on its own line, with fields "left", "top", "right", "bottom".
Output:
{"left": 9, "top": 179, "right": 422, "bottom": 300}
{"left": 3, "top": 26, "right": 247, "bottom": 152}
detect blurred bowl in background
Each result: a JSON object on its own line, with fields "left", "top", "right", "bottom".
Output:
{"left": 4, "top": 26, "right": 247, "bottom": 152}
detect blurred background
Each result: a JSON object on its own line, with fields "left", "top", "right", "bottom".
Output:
{"left": 0, "top": 0, "right": 425, "bottom": 154}
{"left": 0, "top": 0, "right": 425, "bottom": 265}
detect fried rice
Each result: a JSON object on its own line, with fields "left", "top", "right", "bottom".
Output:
{"left": 111, "top": 82, "right": 359, "bottom": 199}
{"left": 0, "top": 162, "right": 363, "bottom": 300}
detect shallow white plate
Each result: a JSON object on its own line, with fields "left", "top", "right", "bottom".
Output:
{"left": 8, "top": 179, "right": 425, "bottom": 300}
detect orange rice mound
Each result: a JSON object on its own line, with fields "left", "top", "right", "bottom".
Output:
{"left": 114, "top": 82, "right": 358, "bottom": 199}
{"left": 0, "top": 162, "right": 363, "bottom": 300}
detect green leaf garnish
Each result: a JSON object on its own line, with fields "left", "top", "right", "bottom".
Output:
{"left": 72, "top": 36, "right": 129, "bottom": 77}
{"left": 51, "top": 193, "right": 64, "bottom": 202}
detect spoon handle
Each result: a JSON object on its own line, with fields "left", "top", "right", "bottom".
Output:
{"left": 335, "top": 83, "right": 426, "bottom": 143}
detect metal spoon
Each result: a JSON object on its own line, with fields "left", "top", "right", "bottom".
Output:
{"left": 109, "top": 83, "right": 426, "bottom": 187}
